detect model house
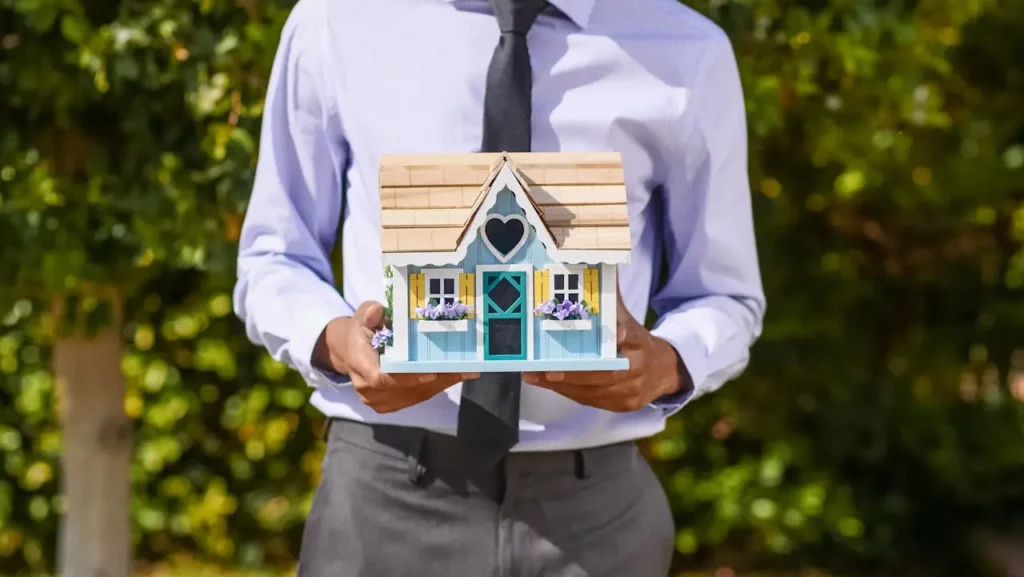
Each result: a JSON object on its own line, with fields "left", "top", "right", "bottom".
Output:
{"left": 378, "top": 152, "right": 632, "bottom": 373}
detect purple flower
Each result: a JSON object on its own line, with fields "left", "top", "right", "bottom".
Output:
{"left": 534, "top": 300, "right": 556, "bottom": 316}
{"left": 371, "top": 327, "right": 393, "bottom": 351}
{"left": 534, "top": 298, "right": 592, "bottom": 320}
{"left": 442, "top": 301, "right": 469, "bottom": 320}
{"left": 416, "top": 299, "right": 470, "bottom": 320}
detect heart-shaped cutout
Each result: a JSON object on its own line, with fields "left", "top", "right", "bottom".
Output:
{"left": 481, "top": 214, "right": 528, "bottom": 263}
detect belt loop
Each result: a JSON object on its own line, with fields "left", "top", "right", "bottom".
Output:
{"left": 574, "top": 450, "right": 589, "bottom": 480}
{"left": 407, "top": 430, "right": 428, "bottom": 486}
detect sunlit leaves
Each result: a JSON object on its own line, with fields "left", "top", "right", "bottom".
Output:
{"left": 1, "top": 0, "right": 1023, "bottom": 575}
{"left": 652, "top": 7, "right": 1023, "bottom": 567}
{"left": 1, "top": 0, "right": 279, "bottom": 305}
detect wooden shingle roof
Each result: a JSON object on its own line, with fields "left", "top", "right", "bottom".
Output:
{"left": 378, "top": 152, "right": 631, "bottom": 254}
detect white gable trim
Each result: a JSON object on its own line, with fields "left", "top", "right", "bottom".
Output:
{"left": 382, "top": 162, "right": 631, "bottom": 267}
{"left": 458, "top": 164, "right": 557, "bottom": 263}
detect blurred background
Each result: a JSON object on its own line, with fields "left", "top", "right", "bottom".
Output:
{"left": 1, "top": 0, "right": 1023, "bottom": 576}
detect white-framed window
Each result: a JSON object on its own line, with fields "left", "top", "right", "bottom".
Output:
{"left": 548, "top": 265, "right": 585, "bottom": 304}
{"left": 424, "top": 268, "right": 462, "bottom": 305}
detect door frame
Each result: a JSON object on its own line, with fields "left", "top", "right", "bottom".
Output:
{"left": 475, "top": 264, "right": 534, "bottom": 361}
{"left": 480, "top": 270, "right": 528, "bottom": 361}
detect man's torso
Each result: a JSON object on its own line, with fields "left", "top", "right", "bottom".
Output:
{"left": 306, "top": 0, "right": 725, "bottom": 450}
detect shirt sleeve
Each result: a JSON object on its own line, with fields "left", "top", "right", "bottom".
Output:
{"left": 648, "top": 31, "right": 767, "bottom": 414}
{"left": 233, "top": 0, "right": 354, "bottom": 389}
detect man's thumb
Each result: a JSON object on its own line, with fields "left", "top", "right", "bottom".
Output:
{"left": 615, "top": 290, "right": 636, "bottom": 323}
{"left": 354, "top": 300, "right": 386, "bottom": 330}
{"left": 615, "top": 291, "right": 637, "bottom": 345}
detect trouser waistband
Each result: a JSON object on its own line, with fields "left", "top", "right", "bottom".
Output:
{"left": 321, "top": 417, "right": 638, "bottom": 501}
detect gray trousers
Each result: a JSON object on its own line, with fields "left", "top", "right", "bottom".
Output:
{"left": 297, "top": 418, "right": 675, "bottom": 577}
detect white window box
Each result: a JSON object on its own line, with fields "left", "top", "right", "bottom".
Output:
{"left": 540, "top": 319, "right": 593, "bottom": 331}
{"left": 418, "top": 319, "right": 470, "bottom": 333}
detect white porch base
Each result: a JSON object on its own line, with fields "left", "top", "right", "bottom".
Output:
{"left": 381, "top": 356, "right": 629, "bottom": 374}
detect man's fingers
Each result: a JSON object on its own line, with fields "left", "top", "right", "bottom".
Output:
{"left": 615, "top": 290, "right": 643, "bottom": 347}
{"left": 367, "top": 372, "right": 478, "bottom": 413}
{"left": 615, "top": 289, "right": 637, "bottom": 323}
{"left": 524, "top": 369, "right": 627, "bottom": 388}
{"left": 523, "top": 344, "right": 644, "bottom": 388}
{"left": 530, "top": 380, "right": 616, "bottom": 405}
{"left": 618, "top": 321, "right": 649, "bottom": 349}
{"left": 361, "top": 370, "right": 477, "bottom": 396}
{"left": 616, "top": 293, "right": 628, "bottom": 345}
{"left": 354, "top": 300, "right": 386, "bottom": 331}
{"left": 390, "top": 372, "right": 481, "bottom": 388}
{"left": 530, "top": 378, "right": 649, "bottom": 412}
{"left": 432, "top": 372, "right": 479, "bottom": 390}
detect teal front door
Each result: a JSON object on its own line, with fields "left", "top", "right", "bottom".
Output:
{"left": 482, "top": 271, "right": 527, "bottom": 360}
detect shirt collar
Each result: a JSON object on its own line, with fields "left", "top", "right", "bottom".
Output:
{"left": 444, "top": 0, "right": 595, "bottom": 29}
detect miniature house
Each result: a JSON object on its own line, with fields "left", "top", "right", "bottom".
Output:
{"left": 378, "top": 152, "right": 632, "bottom": 373}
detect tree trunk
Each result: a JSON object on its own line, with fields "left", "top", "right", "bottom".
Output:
{"left": 54, "top": 294, "right": 132, "bottom": 577}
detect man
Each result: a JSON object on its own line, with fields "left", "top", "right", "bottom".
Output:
{"left": 234, "top": 0, "right": 765, "bottom": 575}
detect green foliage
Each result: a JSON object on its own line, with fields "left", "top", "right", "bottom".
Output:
{"left": 0, "top": 0, "right": 284, "bottom": 301}
{"left": 1, "top": 0, "right": 1023, "bottom": 576}
{"left": 644, "top": 0, "right": 1024, "bottom": 574}
{"left": 383, "top": 266, "right": 394, "bottom": 321}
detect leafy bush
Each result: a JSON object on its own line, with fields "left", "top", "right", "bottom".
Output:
{"left": 1, "top": 0, "right": 1022, "bottom": 576}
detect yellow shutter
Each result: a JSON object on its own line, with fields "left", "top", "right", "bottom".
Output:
{"left": 409, "top": 273, "right": 425, "bottom": 319}
{"left": 584, "top": 268, "right": 600, "bottom": 313}
{"left": 534, "top": 269, "right": 549, "bottom": 313}
{"left": 460, "top": 273, "right": 475, "bottom": 318}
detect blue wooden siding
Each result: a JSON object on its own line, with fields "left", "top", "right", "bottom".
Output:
{"left": 417, "top": 330, "right": 476, "bottom": 362}
{"left": 408, "top": 187, "right": 603, "bottom": 362}
{"left": 535, "top": 319, "right": 601, "bottom": 361}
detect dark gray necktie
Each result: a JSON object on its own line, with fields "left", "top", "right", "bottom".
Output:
{"left": 456, "top": 0, "right": 548, "bottom": 465}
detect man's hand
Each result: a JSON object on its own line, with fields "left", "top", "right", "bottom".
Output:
{"left": 522, "top": 293, "right": 690, "bottom": 412}
{"left": 313, "top": 301, "right": 479, "bottom": 414}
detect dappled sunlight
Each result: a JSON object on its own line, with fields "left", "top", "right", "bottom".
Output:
{"left": 1, "top": 0, "right": 1022, "bottom": 575}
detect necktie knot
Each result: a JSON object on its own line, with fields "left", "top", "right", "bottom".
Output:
{"left": 488, "top": 0, "right": 549, "bottom": 35}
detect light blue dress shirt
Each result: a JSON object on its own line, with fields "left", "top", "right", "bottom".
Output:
{"left": 233, "top": 0, "right": 766, "bottom": 452}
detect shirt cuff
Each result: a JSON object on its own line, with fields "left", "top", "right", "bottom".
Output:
{"left": 288, "top": 303, "right": 354, "bottom": 392}
{"left": 647, "top": 327, "right": 708, "bottom": 416}
{"left": 649, "top": 382, "right": 696, "bottom": 413}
